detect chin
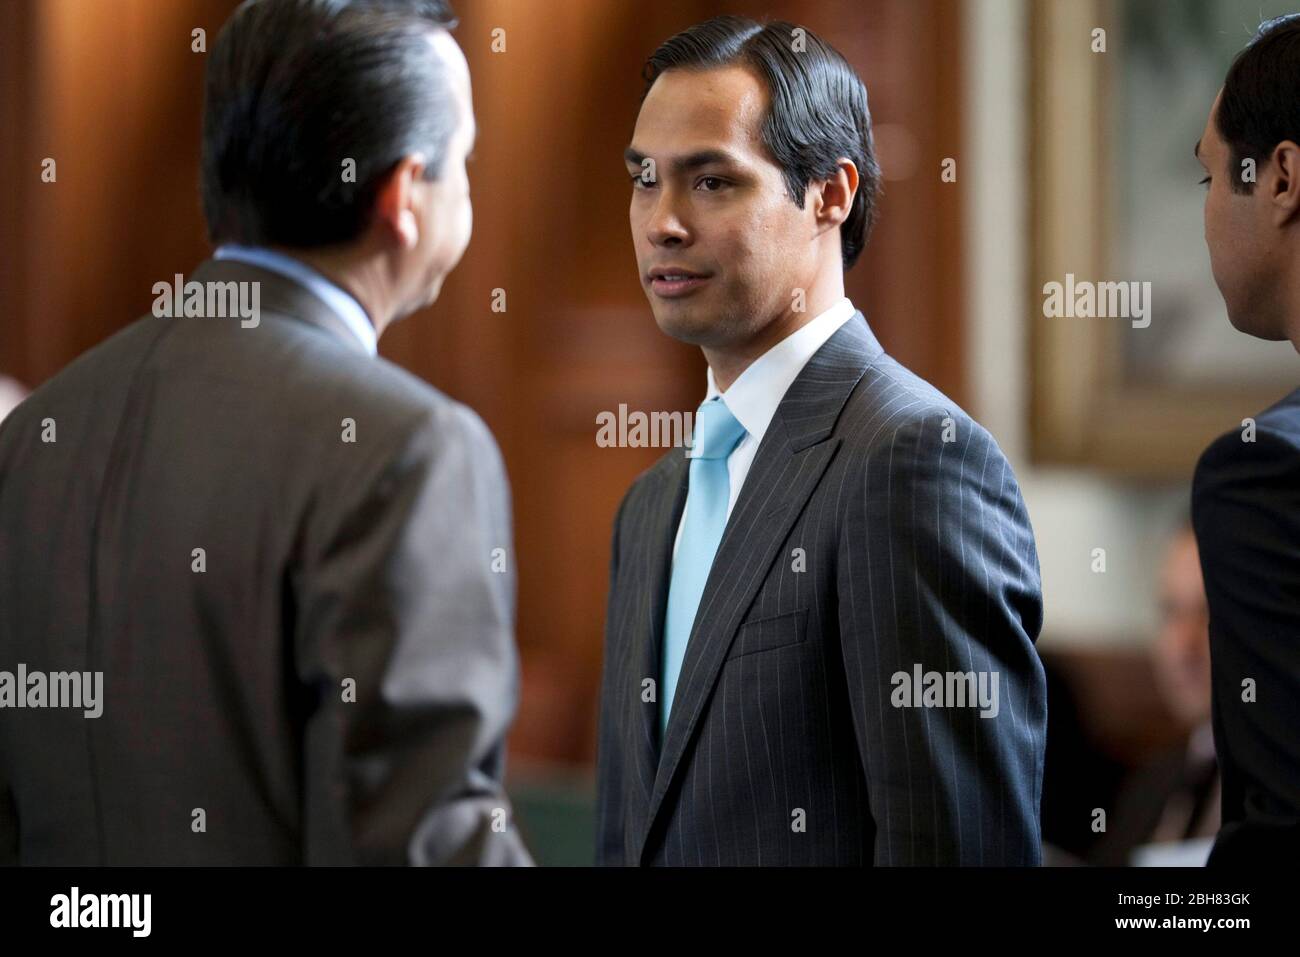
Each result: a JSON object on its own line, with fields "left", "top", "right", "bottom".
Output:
{"left": 650, "top": 303, "right": 714, "bottom": 346}
{"left": 648, "top": 287, "right": 738, "bottom": 342}
{"left": 423, "top": 275, "right": 446, "bottom": 308}
{"left": 1226, "top": 304, "right": 1286, "bottom": 341}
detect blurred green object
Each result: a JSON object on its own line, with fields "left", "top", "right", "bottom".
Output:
{"left": 507, "top": 763, "right": 597, "bottom": 867}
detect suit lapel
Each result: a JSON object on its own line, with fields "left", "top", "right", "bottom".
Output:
{"left": 637, "top": 314, "right": 882, "bottom": 863}
{"left": 627, "top": 451, "right": 688, "bottom": 806}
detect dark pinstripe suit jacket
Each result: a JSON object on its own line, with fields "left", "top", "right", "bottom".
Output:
{"left": 595, "top": 314, "right": 1046, "bottom": 866}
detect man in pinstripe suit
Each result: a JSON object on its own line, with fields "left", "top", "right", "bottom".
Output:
{"left": 597, "top": 16, "right": 1046, "bottom": 866}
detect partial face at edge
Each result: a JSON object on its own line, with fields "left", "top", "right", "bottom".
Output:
{"left": 1198, "top": 90, "right": 1285, "bottom": 340}
{"left": 1152, "top": 529, "right": 1210, "bottom": 729}
{"left": 626, "top": 66, "right": 824, "bottom": 350}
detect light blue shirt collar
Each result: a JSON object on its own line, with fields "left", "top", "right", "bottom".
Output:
{"left": 213, "top": 244, "right": 378, "bottom": 356}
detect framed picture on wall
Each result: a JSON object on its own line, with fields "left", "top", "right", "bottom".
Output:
{"left": 1029, "top": 0, "right": 1300, "bottom": 478}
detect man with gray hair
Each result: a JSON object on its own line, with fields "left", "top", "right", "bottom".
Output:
{"left": 0, "top": 0, "right": 531, "bottom": 866}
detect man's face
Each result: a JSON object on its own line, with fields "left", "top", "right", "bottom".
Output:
{"left": 1152, "top": 530, "right": 1211, "bottom": 729}
{"left": 626, "top": 66, "right": 821, "bottom": 349}
{"left": 408, "top": 30, "right": 475, "bottom": 311}
{"left": 1198, "top": 90, "right": 1285, "bottom": 339}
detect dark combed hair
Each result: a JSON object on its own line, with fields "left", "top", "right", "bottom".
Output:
{"left": 642, "top": 15, "right": 880, "bottom": 270}
{"left": 201, "top": 0, "right": 458, "bottom": 248}
{"left": 1217, "top": 13, "right": 1300, "bottom": 195}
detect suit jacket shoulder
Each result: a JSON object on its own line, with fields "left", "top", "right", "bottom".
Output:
{"left": 837, "top": 352, "right": 998, "bottom": 459}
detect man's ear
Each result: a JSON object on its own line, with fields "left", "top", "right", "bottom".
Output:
{"left": 1268, "top": 141, "right": 1300, "bottom": 227}
{"left": 372, "top": 153, "right": 428, "bottom": 249}
{"left": 813, "top": 158, "right": 859, "bottom": 230}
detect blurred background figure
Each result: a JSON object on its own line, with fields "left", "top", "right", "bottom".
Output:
{"left": 1087, "top": 524, "right": 1219, "bottom": 865}
{"left": 1041, "top": 522, "right": 1218, "bottom": 866}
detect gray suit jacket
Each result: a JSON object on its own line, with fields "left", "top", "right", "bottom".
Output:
{"left": 0, "top": 257, "right": 532, "bottom": 865}
{"left": 596, "top": 314, "right": 1046, "bottom": 865}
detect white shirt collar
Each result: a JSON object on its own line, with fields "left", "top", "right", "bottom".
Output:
{"left": 703, "top": 297, "right": 856, "bottom": 444}
{"left": 213, "top": 244, "right": 378, "bottom": 356}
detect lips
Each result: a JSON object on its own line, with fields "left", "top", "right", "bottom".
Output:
{"left": 648, "top": 266, "right": 712, "bottom": 298}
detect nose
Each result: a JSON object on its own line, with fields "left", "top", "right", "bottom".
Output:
{"left": 646, "top": 188, "right": 692, "bottom": 249}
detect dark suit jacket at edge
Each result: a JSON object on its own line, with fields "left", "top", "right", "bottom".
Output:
{"left": 1193, "top": 388, "right": 1300, "bottom": 867}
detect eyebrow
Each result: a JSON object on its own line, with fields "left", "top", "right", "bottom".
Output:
{"left": 623, "top": 147, "right": 742, "bottom": 173}
{"left": 1194, "top": 138, "right": 1201, "bottom": 160}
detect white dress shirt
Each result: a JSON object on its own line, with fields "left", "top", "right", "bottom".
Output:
{"left": 672, "top": 297, "right": 856, "bottom": 560}
{"left": 213, "top": 244, "right": 378, "bottom": 356}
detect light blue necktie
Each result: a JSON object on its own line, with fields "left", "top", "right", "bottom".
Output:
{"left": 661, "top": 398, "right": 747, "bottom": 737}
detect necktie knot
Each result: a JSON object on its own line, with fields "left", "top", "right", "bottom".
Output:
{"left": 689, "top": 398, "right": 746, "bottom": 460}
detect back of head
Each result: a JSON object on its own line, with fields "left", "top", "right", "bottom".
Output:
{"left": 201, "top": 0, "right": 458, "bottom": 249}
{"left": 1217, "top": 13, "right": 1300, "bottom": 195}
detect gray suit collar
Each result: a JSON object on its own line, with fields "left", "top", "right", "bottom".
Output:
{"left": 187, "top": 257, "right": 372, "bottom": 357}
